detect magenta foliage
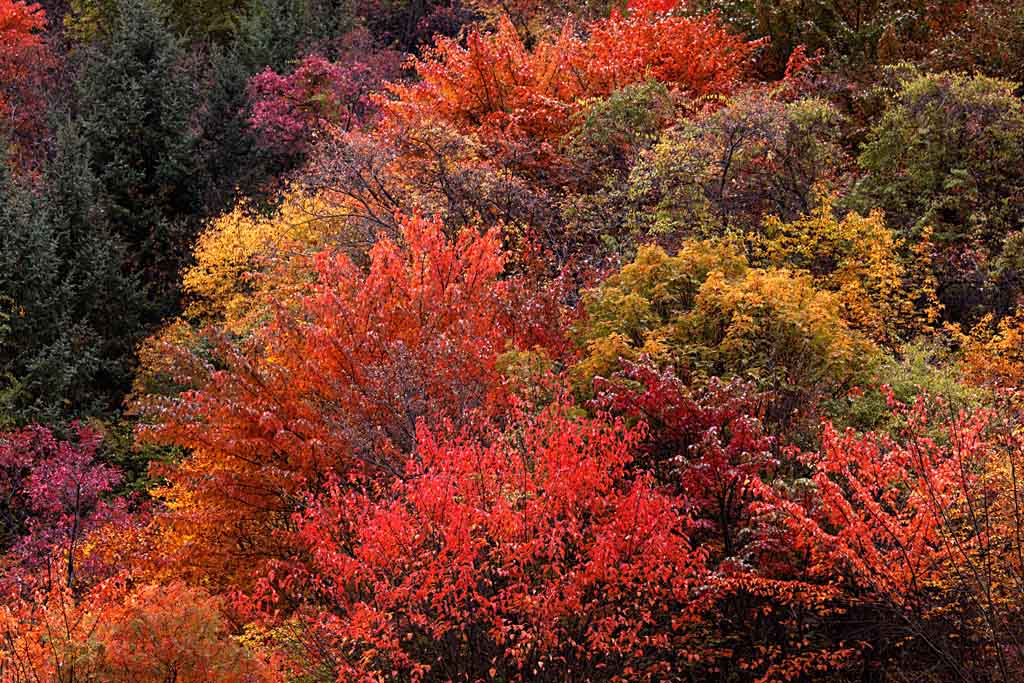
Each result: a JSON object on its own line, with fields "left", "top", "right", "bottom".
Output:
{"left": 248, "top": 31, "right": 405, "bottom": 155}
{"left": 0, "top": 424, "right": 126, "bottom": 593}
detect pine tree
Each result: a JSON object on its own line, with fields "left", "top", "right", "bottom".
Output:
{"left": 234, "top": 0, "right": 354, "bottom": 69}
{"left": 192, "top": 43, "right": 287, "bottom": 218}
{"left": 0, "top": 123, "right": 145, "bottom": 425}
{"left": 75, "top": 0, "right": 200, "bottom": 321}
{"left": 43, "top": 120, "right": 145, "bottom": 414}
{"left": 0, "top": 148, "right": 64, "bottom": 425}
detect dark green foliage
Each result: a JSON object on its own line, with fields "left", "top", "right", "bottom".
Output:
{"left": 191, "top": 44, "right": 290, "bottom": 218}
{"left": 826, "top": 340, "right": 980, "bottom": 432}
{"left": 692, "top": 0, "right": 961, "bottom": 76}
{"left": 0, "top": 124, "right": 143, "bottom": 425}
{"left": 161, "top": 0, "right": 248, "bottom": 40}
{"left": 566, "top": 81, "right": 674, "bottom": 183}
{"left": 853, "top": 68, "right": 1024, "bottom": 246}
{"left": 234, "top": 0, "right": 355, "bottom": 66}
{"left": 231, "top": 0, "right": 310, "bottom": 69}
{"left": 68, "top": 0, "right": 255, "bottom": 43}
{"left": 75, "top": 0, "right": 201, "bottom": 321}
{"left": 190, "top": 0, "right": 362, "bottom": 218}
{"left": 0, "top": 163, "right": 62, "bottom": 426}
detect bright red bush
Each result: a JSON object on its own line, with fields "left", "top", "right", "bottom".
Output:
{"left": 257, "top": 403, "right": 709, "bottom": 681}
{"left": 754, "top": 389, "right": 1024, "bottom": 676}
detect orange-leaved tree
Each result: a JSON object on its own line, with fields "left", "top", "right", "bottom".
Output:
{"left": 381, "top": 0, "right": 757, "bottom": 178}
{"left": 134, "top": 214, "right": 550, "bottom": 589}
{"left": 0, "top": 579, "right": 280, "bottom": 683}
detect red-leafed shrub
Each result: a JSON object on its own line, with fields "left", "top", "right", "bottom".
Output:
{"left": 0, "top": 425, "right": 128, "bottom": 594}
{"left": 258, "top": 403, "right": 709, "bottom": 682}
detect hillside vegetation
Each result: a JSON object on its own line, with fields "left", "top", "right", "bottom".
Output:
{"left": 4, "top": 0, "right": 1024, "bottom": 680}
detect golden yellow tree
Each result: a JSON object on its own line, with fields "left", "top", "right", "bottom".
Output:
{"left": 756, "top": 200, "right": 941, "bottom": 344}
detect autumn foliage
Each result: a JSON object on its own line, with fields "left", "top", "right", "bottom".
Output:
{"left": 248, "top": 31, "right": 404, "bottom": 155}
{"left": 381, "top": 0, "right": 757, "bottom": 176}
{"left": 266, "top": 404, "right": 707, "bottom": 681}
{"left": 133, "top": 215, "right": 536, "bottom": 589}
{"left": 761, "top": 390, "right": 1024, "bottom": 677}
{"left": 0, "top": 0, "right": 50, "bottom": 168}
{"left": 8, "top": 0, "right": 1024, "bottom": 678}
{"left": 1, "top": 580, "right": 280, "bottom": 682}
{"left": 0, "top": 425, "right": 128, "bottom": 595}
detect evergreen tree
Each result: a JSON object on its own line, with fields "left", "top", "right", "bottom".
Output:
{"left": 0, "top": 152, "right": 63, "bottom": 425}
{"left": 192, "top": 43, "right": 287, "bottom": 218}
{"left": 234, "top": 0, "right": 354, "bottom": 68}
{"left": 75, "top": 0, "right": 200, "bottom": 321}
{"left": 0, "top": 123, "right": 143, "bottom": 425}
{"left": 43, "top": 121, "right": 145, "bottom": 411}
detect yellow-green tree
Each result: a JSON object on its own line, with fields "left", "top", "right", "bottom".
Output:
{"left": 574, "top": 239, "right": 877, "bottom": 413}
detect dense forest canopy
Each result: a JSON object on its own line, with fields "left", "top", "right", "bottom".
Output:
{"left": 4, "top": 0, "right": 1024, "bottom": 680}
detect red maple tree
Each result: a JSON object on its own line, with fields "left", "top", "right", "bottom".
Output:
{"left": 0, "top": 0, "right": 51, "bottom": 170}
